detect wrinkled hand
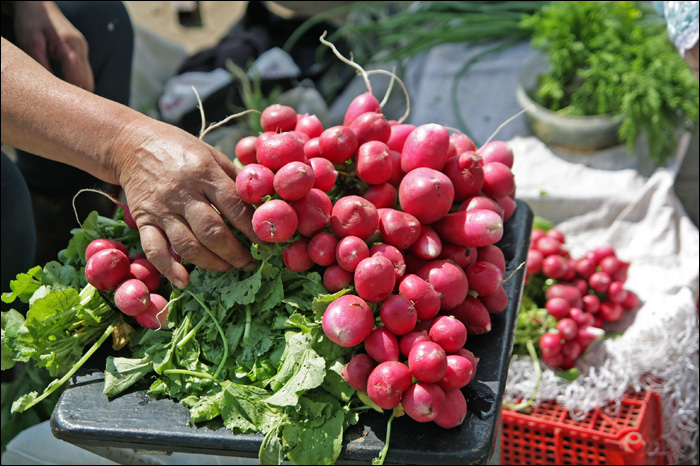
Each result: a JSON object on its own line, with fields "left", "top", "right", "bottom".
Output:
{"left": 13, "top": 1, "right": 94, "bottom": 92}
{"left": 112, "top": 118, "right": 260, "bottom": 289}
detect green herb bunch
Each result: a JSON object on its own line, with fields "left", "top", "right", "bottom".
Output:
{"left": 521, "top": 1, "right": 699, "bottom": 166}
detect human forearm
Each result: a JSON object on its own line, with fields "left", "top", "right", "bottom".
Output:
{"left": 1, "top": 36, "right": 137, "bottom": 184}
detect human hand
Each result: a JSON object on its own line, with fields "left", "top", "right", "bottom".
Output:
{"left": 111, "top": 117, "right": 261, "bottom": 289}
{"left": 13, "top": 1, "right": 94, "bottom": 92}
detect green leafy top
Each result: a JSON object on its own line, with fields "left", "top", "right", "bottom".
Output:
{"left": 521, "top": 1, "right": 699, "bottom": 166}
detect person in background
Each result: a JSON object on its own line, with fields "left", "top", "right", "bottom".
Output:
{"left": 1, "top": 1, "right": 259, "bottom": 305}
{"left": 654, "top": 1, "right": 699, "bottom": 81}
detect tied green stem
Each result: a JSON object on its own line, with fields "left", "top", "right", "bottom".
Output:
{"left": 13, "top": 321, "right": 117, "bottom": 413}
{"left": 243, "top": 304, "right": 252, "bottom": 345}
{"left": 176, "top": 314, "right": 209, "bottom": 349}
{"left": 185, "top": 290, "right": 228, "bottom": 379}
{"left": 503, "top": 339, "right": 541, "bottom": 412}
{"left": 372, "top": 412, "right": 396, "bottom": 465}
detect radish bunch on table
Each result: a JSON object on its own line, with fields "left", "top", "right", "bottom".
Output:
{"left": 83, "top": 237, "right": 169, "bottom": 330}
{"left": 526, "top": 228, "right": 639, "bottom": 370}
{"left": 235, "top": 97, "right": 518, "bottom": 428}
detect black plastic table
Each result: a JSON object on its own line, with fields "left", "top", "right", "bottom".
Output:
{"left": 51, "top": 200, "right": 533, "bottom": 465}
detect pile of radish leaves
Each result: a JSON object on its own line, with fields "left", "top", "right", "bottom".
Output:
{"left": 2, "top": 210, "right": 369, "bottom": 465}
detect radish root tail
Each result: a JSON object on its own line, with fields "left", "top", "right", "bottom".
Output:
{"left": 365, "top": 69, "right": 411, "bottom": 124}
{"left": 191, "top": 85, "right": 260, "bottom": 140}
{"left": 481, "top": 105, "right": 533, "bottom": 150}
{"left": 319, "top": 31, "right": 373, "bottom": 96}
{"left": 72, "top": 188, "right": 124, "bottom": 228}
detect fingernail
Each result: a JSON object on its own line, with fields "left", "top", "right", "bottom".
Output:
{"left": 172, "top": 277, "right": 187, "bottom": 289}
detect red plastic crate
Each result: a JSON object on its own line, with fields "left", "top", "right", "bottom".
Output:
{"left": 500, "top": 390, "right": 664, "bottom": 465}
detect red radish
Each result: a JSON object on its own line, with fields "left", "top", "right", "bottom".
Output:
{"left": 260, "top": 104, "right": 297, "bottom": 133}
{"left": 290, "top": 188, "right": 332, "bottom": 238}
{"left": 362, "top": 182, "right": 398, "bottom": 209}
{"left": 477, "top": 245, "right": 506, "bottom": 274}
{"left": 344, "top": 92, "right": 381, "bottom": 126}
{"left": 546, "top": 228, "right": 566, "bottom": 243}
{"left": 437, "top": 355, "right": 474, "bottom": 390}
{"left": 336, "top": 236, "right": 370, "bottom": 272}
{"left": 282, "top": 238, "right": 314, "bottom": 273}
{"left": 535, "top": 235, "right": 564, "bottom": 257}
{"left": 355, "top": 141, "right": 392, "bottom": 185}
{"left": 364, "top": 327, "right": 400, "bottom": 363}
{"left": 349, "top": 111, "right": 391, "bottom": 146}
{"left": 417, "top": 260, "right": 469, "bottom": 310}
{"left": 546, "top": 297, "right": 571, "bottom": 320}
{"left": 252, "top": 200, "right": 298, "bottom": 243}
{"left": 400, "top": 123, "right": 450, "bottom": 173}
{"left": 562, "top": 340, "right": 582, "bottom": 359}
{"left": 481, "top": 162, "right": 515, "bottom": 199}
{"left": 497, "top": 195, "right": 517, "bottom": 221}
{"left": 545, "top": 284, "right": 583, "bottom": 309}
{"left": 403, "top": 252, "right": 428, "bottom": 276}
{"left": 129, "top": 258, "right": 162, "bottom": 293}
{"left": 85, "top": 238, "right": 129, "bottom": 262}
{"left": 122, "top": 205, "right": 138, "bottom": 230}
{"left": 308, "top": 232, "right": 338, "bottom": 267}
{"left": 621, "top": 290, "right": 639, "bottom": 309}
{"left": 527, "top": 249, "right": 544, "bottom": 275}
{"left": 322, "top": 294, "right": 374, "bottom": 347}
{"left": 557, "top": 318, "right": 579, "bottom": 341}
{"left": 135, "top": 293, "right": 169, "bottom": 330}
{"left": 308, "top": 157, "right": 338, "bottom": 192}
{"left": 478, "top": 140, "right": 514, "bottom": 167}
{"left": 539, "top": 332, "right": 563, "bottom": 357}
{"left": 380, "top": 294, "right": 417, "bottom": 336}
{"left": 256, "top": 132, "right": 305, "bottom": 172}
{"left": 304, "top": 137, "right": 322, "bottom": 159}
{"left": 354, "top": 255, "right": 396, "bottom": 303}
{"left": 330, "top": 195, "right": 379, "bottom": 240}
{"left": 588, "top": 244, "right": 616, "bottom": 264}
{"left": 398, "top": 274, "right": 441, "bottom": 322}
{"left": 433, "top": 388, "right": 467, "bottom": 429}
{"left": 323, "top": 264, "right": 354, "bottom": 293}
{"left": 386, "top": 123, "right": 416, "bottom": 152}
{"left": 575, "top": 258, "right": 597, "bottom": 279}
{"left": 370, "top": 243, "right": 406, "bottom": 282}
{"left": 409, "top": 225, "right": 442, "bottom": 260}
{"left": 439, "top": 243, "right": 477, "bottom": 269}
{"left": 85, "top": 248, "right": 131, "bottom": 291}
{"left": 576, "top": 324, "right": 605, "bottom": 349}
{"left": 589, "top": 271, "right": 612, "bottom": 294}
{"left": 458, "top": 195, "right": 505, "bottom": 219}
{"left": 408, "top": 340, "right": 448, "bottom": 383}
{"left": 235, "top": 135, "right": 258, "bottom": 165}
{"left": 319, "top": 125, "right": 358, "bottom": 164}
{"left": 433, "top": 209, "right": 503, "bottom": 248}
{"left": 399, "top": 330, "right": 431, "bottom": 358}
{"left": 366, "top": 361, "right": 413, "bottom": 409}
{"left": 453, "top": 348, "right": 479, "bottom": 371}
{"left": 569, "top": 307, "right": 595, "bottom": 327}
{"left": 341, "top": 354, "right": 377, "bottom": 392}
{"left": 449, "top": 133, "right": 477, "bottom": 155}
{"left": 236, "top": 163, "right": 275, "bottom": 205}
{"left": 480, "top": 286, "right": 508, "bottom": 314}
{"left": 443, "top": 151, "right": 484, "bottom": 202}
{"left": 607, "top": 281, "right": 628, "bottom": 303}
{"left": 114, "top": 279, "right": 151, "bottom": 316}
{"left": 599, "top": 300, "right": 624, "bottom": 322}
{"left": 398, "top": 167, "right": 454, "bottom": 224}
{"left": 402, "top": 382, "right": 445, "bottom": 423}
{"left": 387, "top": 150, "right": 405, "bottom": 187}
{"left": 273, "top": 161, "right": 315, "bottom": 201}
{"left": 295, "top": 113, "right": 324, "bottom": 138}
{"left": 542, "top": 254, "right": 569, "bottom": 279}
{"left": 429, "top": 315, "right": 467, "bottom": 353}
{"left": 377, "top": 208, "right": 421, "bottom": 250}
{"left": 465, "top": 261, "right": 503, "bottom": 298}
{"left": 451, "top": 295, "right": 492, "bottom": 335}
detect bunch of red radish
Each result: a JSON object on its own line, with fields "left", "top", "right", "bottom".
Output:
{"left": 234, "top": 96, "right": 518, "bottom": 427}
{"left": 83, "top": 238, "right": 169, "bottom": 330}
{"left": 527, "top": 228, "right": 639, "bottom": 370}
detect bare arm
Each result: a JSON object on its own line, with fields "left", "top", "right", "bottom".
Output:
{"left": 1, "top": 37, "right": 259, "bottom": 288}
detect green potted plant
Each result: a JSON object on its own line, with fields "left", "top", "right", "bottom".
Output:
{"left": 516, "top": 1, "right": 698, "bottom": 165}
